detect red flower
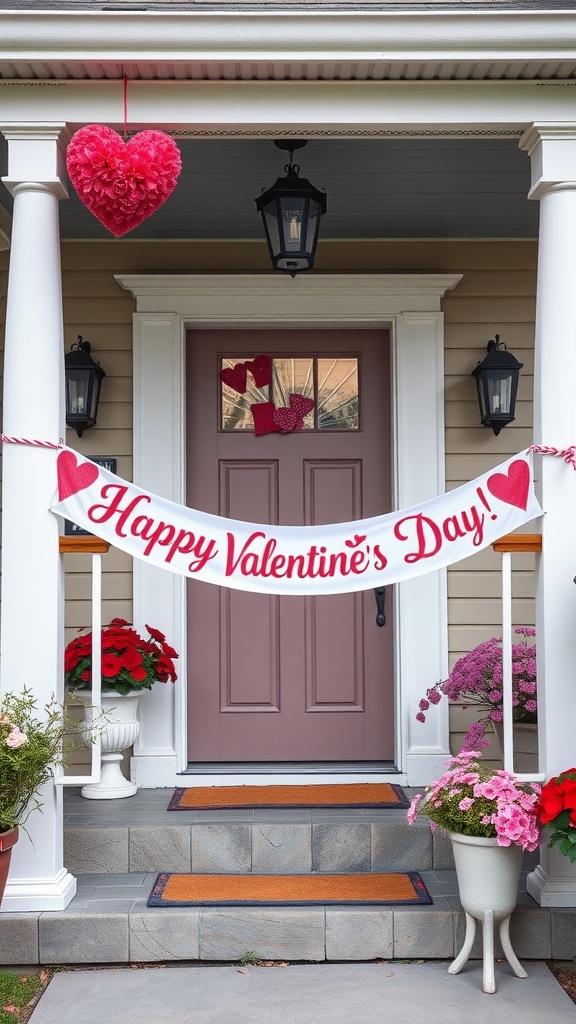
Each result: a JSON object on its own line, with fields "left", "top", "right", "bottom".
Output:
{"left": 121, "top": 647, "right": 144, "bottom": 671}
{"left": 101, "top": 653, "right": 123, "bottom": 678}
{"left": 162, "top": 642, "right": 179, "bottom": 659}
{"left": 64, "top": 650, "right": 80, "bottom": 672}
{"left": 80, "top": 669, "right": 91, "bottom": 682}
{"left": 129, "top": 666, "right": 148, "bottom": 683}
{"left": 146, "top": 624, "right": 166, "bottom": 644}
{"left": 109, "top": 617, "right": 130, "bottom": 628}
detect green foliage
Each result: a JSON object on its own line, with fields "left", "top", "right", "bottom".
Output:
{"left": 0, "top": 690, "right": 76, "bottom": 833}
{"left": 238, "top": 951, "right": 259, "bottom": 965}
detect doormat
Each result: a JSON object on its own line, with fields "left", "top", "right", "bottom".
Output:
{"left": 147, "top": 871, "right": 432, "bottom": 907}
{"left": 167, "top": 783, "right": 409, "bottom": 811}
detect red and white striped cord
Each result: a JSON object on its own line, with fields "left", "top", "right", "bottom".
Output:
{"left": 0, "top": 435, "right": 63, "bottom": 449}
{"left": 529, "top": 444, "right": 576, "bottom": 470}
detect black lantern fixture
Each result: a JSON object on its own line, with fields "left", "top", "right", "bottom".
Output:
{"left": 472, "top": 334, "right": 523, "bottom": 436}
{"left": 255, "top": 140, "right": 327, "bottom": 277}
{"left": 64, "top": 336, "right": 106, "bottom": 437}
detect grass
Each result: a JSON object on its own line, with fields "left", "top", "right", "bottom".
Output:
{"left": 0, "top": 970, "right": 51, "bottom": 1024}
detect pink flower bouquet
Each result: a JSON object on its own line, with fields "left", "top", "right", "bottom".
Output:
{"left": 408, "top": 749, "right": 541, "bottom": 851}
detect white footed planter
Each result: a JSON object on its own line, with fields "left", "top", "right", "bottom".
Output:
{"left": 448, "top": 832, "right": 526, "bottom": 994}
{"left": 77, "top": 691, "right": 141, "bottom": 800}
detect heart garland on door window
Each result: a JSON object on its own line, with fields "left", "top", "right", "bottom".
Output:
{"left": 66, "top": 124, "right": 182, "bottom": 237}
{"left": 220, "top": 354, "right": 272, "bottom": 395}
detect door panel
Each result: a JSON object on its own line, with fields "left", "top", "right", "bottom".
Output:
{"left": 186, "top": 329, "right": 393, "bottom": 761}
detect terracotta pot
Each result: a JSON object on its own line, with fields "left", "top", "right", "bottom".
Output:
{"left": 0, "top": 827, "right": 19, "bottom": 908}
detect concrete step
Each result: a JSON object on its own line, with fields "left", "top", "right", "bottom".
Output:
{"left": 63, "top": 787, "right": 453, "bottom": 876}
{"left": 1, "top": 871, "right": 573, "bottom": 966}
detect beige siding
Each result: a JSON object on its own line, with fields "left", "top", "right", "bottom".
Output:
{"left": 1, "top": 238, "right": 538, "bottom": 766}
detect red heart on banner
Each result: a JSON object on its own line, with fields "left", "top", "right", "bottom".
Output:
{"left": 221, "top": 364, "right": 248, "bottom": 394}
{"left": 245, "top": 355, "right": 272, "bottom": 388}
{"left": 273, "top": 407, "right": 300, "bottom": 433}
{"left": 289, "top": 393, "right": 315, "bottom": 420}
{"left": 486, "top": 460, "right": 530, "bottom": 510}
{"left": 57, "top": 451, "right": 99, "bottom": 501}
{"left": 66, "top": 125, "right": 182, "bottom": 237}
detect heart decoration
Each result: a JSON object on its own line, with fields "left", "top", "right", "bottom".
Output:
{"left": 273, "top": 407, "right": 300, "bottom": 433}
{"left": 221, "top": 364, "right": 248, "bottom": 395}
{"left": 251, "top": 402, "right": 280, "bottom": 436}
{"left": 66, "top": 125, "right": 182, "bottom": 237}
{"left": 245, "top": 355, "right": 272, "bottom": 388}
{"left": 57, "top": 450, "right": 100, "bottom": 502}
{"left": 486, "top": 460, "right": 530, "bottom": 511}
{"left": 289, "top": 393, "right": 315, "bottom": 421}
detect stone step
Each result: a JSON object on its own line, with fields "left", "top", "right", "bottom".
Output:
{"left": 1, "top": 871, "right": 573, "bottom": 966}
{"left": 63, "top": 819, "right": 453, "bottom": 876}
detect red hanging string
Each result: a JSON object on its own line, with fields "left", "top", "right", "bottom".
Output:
{"left": 123, "top": 71, "right": 128, "bottom": 139}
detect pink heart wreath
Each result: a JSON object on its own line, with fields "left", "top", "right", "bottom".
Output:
{"left": 66, "top": 125, "right": 182, "bottom": 237}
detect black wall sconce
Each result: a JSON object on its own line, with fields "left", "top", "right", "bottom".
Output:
{"left": 65, "top": 336, "right": 106, "bottom": 437}
{"left": 472, "top": 334, "right": 523, "bottom": 436}
{"left": 255, "top": 140, "right": 327, "bottom": 277}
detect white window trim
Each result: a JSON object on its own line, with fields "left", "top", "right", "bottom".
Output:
{"left": 116, "top": 272, "right": 461, "bottom": 787}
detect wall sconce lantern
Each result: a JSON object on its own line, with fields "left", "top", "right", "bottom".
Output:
{"left": 255, "top": 140, "right": 327, "bottom": 277}
{"left": 472, "top": 334, "right": 523, "bottom": 436}
{"left": 64, "top": 336, "right": 106, "bottom": 437}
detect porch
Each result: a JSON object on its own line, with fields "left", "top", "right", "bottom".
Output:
{"left": 1, "top": 788, "right": 574, "bottom": 966}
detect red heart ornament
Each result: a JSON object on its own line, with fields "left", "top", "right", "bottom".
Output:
{"left": 245, "top": 355, "right": 272, "bottom": 388}
{"left": 221, "top": 364, "right": 248, "bottom": 395}
{"left": 487, "top": 460, "right": 530, "bottom": 510}
{"left": 57, "top": 451, "right": 99, "bottom": 502}
{"left": 289, "top": 393, "right": 315, "bottom": 420}
{"left": 66, "top": 125, "right": 182, "bottom": 237}
{"left": 251, "top": 402, "right": 280, "bottom": 436}
{"left": 273, "top": 407, "right": 300, "bottom": 433}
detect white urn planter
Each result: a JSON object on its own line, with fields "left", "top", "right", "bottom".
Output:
{"left": 448, "top": 831, "right": 527, "bottom": 994}
{"left": 76, "top": 691, "right": 141, "bottom": 799}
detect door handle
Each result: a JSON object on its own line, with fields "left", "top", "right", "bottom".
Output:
{"left": 374, "top": 586, "right": 386, "bottom": 627}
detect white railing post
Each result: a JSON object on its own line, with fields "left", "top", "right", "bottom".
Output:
{"left": 494, "top": 533, "right": 544, "bottom": 784}
{"left": 56, "top": 538, "right": 106, "bottom": 787}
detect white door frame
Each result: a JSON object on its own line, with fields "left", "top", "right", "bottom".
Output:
{"left": 116, "top": 272, "right": 461, "bottom": 787}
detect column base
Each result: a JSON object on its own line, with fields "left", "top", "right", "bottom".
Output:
{"left": 527, "top": 865, "right": 576, "bottom": 907}
{"left": 0, "top": 867, "right": 76, "bottom": 912}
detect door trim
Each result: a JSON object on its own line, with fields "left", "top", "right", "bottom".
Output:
{"left": 117, "top": 272, "right": 462, "bottom": 787}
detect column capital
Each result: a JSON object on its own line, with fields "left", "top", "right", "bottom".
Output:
{"left": 0, "top": 122, "right": 70, "bottom": 199}
{"left": 519, "top": 122, "right": 576, "bottom": 200}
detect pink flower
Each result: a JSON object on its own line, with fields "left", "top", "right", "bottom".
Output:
{"left": 459, "top": 797, "right": 474, "bottom": 811}
{"left": 407, "top": 794, "right": 422, "bottom": 825}
{"left": 5, "top": 727, "right": 27, "bottom": 749}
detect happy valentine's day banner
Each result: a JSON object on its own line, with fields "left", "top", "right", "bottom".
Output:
{"left": 50, "top": 447, "right": 542, "bottom": 595}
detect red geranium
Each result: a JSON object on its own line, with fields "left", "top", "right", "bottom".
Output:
{"left": 65, "top": 620, "right": 178, "bottom": 696}
{"left": 535, "top": 769, "right": 576, "bottom": 862}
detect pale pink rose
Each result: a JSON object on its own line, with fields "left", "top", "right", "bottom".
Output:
{"left": 5, "top": 727, "right": 27, "bottom": 749}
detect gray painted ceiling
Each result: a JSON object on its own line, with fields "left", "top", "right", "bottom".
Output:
{"left": 0, "top": 137, "right": 538, "bottom": 239}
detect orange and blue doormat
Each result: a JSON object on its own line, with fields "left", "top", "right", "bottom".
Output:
{"left": 147, "top": 871, "right": 432, "bottom": 907}
{"left": 167, "top": 783, "right": 409, "bottom": 811}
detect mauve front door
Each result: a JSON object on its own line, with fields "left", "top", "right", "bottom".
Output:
{"left": 186, "top": 329, "right": 393, "bottom": 762}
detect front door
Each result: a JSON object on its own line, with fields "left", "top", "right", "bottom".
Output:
{"left": 186, "top": 329, "right": 393, "bottom": 762}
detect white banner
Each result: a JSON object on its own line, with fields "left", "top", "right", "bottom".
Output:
{"left": 51, "top": 447, "right": 542, "bottom": 596}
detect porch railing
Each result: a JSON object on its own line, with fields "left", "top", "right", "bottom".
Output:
{"left": 55, "top": 536, "right": 108, "bottom": 787}
{"left": 492, "top": 533, "right": 544, "bottom": 783}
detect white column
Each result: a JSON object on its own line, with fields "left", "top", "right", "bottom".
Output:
{"left": 520, "top": 123, "right": 576, "bottom": 907}
{"left": 0, "top": 123, "right": 76, "bottom": 911}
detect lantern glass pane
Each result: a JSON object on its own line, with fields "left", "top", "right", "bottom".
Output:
{"left": 263, "top": 203, "right": 281, "bottom": 257}
{"left": 486, "top": 370, "right": 513, "bottom": 415}
{"left": 66, "top": 369, "right": 91, "bottom": 419}
{"left": 280, "top": 197, "right": 306, "bottom": 252}
{"left": 305, "top": 200, "right": 322, "bottom": 252}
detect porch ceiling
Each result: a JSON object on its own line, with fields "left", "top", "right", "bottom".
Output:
{"left": 0, "top": 137, "right": 537, "bottom": 239}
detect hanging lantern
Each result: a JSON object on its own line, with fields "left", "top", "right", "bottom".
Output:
{"left": 255, "top": 140, "right": 327, "bottom": 277}
{"left": 65, "top": 336, "right": 106, "bottom": 437}
{"left": 472, "top": 335, "right": 523, "bottom": 436}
